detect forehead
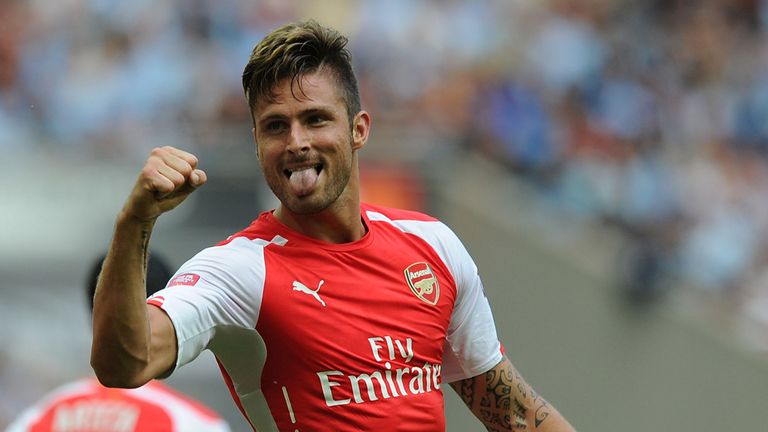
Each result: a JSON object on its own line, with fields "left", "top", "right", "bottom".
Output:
{"left": 253, "top": 69, "right": 345, "bottom": 118}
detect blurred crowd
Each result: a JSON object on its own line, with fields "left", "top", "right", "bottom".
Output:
{"left": 4, "top": 0, "right": 768, "bottom": 349}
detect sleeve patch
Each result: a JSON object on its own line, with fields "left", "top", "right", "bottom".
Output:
{"left": 168, "top": 273, "right": 201, "bottom": 287}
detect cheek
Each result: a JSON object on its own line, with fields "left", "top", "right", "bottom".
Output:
{"left": 257, "top": 150, "right": 278, "bottom": 178}
{"left": 256, "top": 142, "right": 280, "bottom": 163}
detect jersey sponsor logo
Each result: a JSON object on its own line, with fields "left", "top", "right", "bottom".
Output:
{"left": 316, "top": 335, "right": 442, "bottom": 407}
{"left": 168, "top": 273, "right": 200, "bottom": 287}
{"left": 292, "top": 279, "right": 326, "bottom": 306}
{"left": 404, "top": 262, "right": 439, "bottom": 305}
{"left": 317, "top": 362, "right": 441, "bottom": 407}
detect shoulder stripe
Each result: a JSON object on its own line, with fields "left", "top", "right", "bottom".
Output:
{"left": 365, "top": 210, "right": 439, "bottom": 225}
{"left": 218, "top": 234, "right": 288, "bottom": 248}
{"left": 362, "top": 203, "right": 438, "bottom": 222}
{"left": 366, "top": 210, "right": 394, "bottom": 223}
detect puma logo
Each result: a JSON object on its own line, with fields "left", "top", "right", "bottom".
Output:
{"left": 292, "top": 280, "right": 326, "bottom": 307}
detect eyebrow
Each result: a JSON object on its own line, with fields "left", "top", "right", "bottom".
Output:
{"left": 257, "top": 106, "right": 335, "bottom": 124}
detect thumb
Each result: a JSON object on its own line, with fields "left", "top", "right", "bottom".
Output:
{"left": 157, "top": 168, "right": 207, "bottom": 209}
{"left": 190, "top": 169, "right": 207, "bottom": 187}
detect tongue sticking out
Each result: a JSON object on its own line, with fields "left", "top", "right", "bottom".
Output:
{"left": 288, "top": 167, "right": 320, "bottom": 196}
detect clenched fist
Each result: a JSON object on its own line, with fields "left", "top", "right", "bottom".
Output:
{"left": 121, "top": 146, "right": 207, "bottom": 222}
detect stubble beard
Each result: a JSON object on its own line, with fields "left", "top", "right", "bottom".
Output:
{"left": 265, "top": 135, "right": 355, "bottom": 215}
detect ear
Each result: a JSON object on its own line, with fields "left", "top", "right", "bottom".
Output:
{"left": 351, "top": 111, "right": 371, "bottom": 151}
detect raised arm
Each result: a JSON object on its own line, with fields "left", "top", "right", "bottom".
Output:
{"left": 91, "top": 146, "right": 206, "bottom": 388}
{"left": 450, "top": 356, "right": 576, "bottom": 432}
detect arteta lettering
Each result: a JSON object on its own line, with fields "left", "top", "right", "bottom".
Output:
{"left": 316, "top": 335, "right": 441, "bottom": 407}
{"left": 52, "top": 401, "right": 139, "bottom": 432}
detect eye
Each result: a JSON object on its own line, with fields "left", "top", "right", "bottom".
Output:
{"left": 307, "top": 114, "right": 328, "bottom": 126}
{"left": 265, "top": 120, "right": 287, "bottom": 133}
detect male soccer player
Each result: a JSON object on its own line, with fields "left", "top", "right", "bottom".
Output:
{"left": 6, "top": 254, "right": 230, "bottom": 432}
{"left": 91, "top": 20, "right": 576, "bottom": 431}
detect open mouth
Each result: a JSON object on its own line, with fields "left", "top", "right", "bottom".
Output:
{"left": 282, "top": 161, "right": 324, "bottom": 196}
{"left": 284, "top": 164, "right": 323, "bottom": 179}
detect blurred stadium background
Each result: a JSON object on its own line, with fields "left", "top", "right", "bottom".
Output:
{"left": 3, "top": 0, "right": 768, "bottom": 430}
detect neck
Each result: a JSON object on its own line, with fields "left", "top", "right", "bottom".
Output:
{"left": 274, "top": 195, "right": 366, "bottom": 244}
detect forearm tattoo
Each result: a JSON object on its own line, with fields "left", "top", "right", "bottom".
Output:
{"left": 141, "top": 228, "right": 151, "bottom": 283}
{"left": 451, "top": 360, "right": 552, "bottom": 431}
{"left": 531, "top": 388, "right": 551, "bottom": 427}
{"left": 140, "top": 227, "right": 151, "bottom": 253}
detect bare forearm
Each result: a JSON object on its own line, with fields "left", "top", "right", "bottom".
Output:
{"left": 90, "top": 212, "right": 155, "bottom": 387}
{"left": 451, "top": 357, "right": 575, "bottom": 431}
{"left": 90, "top": 147, "right": 204, "bottom": 387}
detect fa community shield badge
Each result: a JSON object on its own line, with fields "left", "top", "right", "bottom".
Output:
{"left": 404, "top": 262, "right": 440, "bottom": 305}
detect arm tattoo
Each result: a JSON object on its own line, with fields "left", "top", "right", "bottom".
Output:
{"left": 531, "top": 389, "right": 551, "bottom": 427}
{"left": 479, "top": 366, "right": 526, "bottom": 430}
{"left": 140, "top": 227, "right": 151, "bottom": 285}
{"left": 451, "top": 359, "right": 554, "bottom": 431}
{"left": 140, "top": 228, "right": 151, "bottom": 252}
{"left": 453, "top": 377, "right": 475, "bottom": 407}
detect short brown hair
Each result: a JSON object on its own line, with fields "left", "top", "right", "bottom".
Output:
{"left": 242, "top": 20, "right": 361, "bottom": 123}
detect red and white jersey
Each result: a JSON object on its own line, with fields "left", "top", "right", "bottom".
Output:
{"left": 5, "top": 378, "right": 230, "bottom": 432}
{"left": 147, "top": 204, "right": 502, "bottom": 431}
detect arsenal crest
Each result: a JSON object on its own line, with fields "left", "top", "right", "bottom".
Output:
{"left": 404, "top": 262, "right": 440, "bottom": 305}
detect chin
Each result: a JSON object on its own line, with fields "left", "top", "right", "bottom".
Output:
{"left": 284, "top": 197, "right": 333, "bottom": 215}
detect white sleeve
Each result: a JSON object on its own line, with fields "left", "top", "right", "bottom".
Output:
{"left": 441, "top": 270, "right": 503, "bottom": 383}
{"left": 438, "top": 228, "right": 503, "bottom": 383}
{"left": 148, "top": 237, "right": 267, "bottom": 373}
{"left": 379, "top": 214, "right": 503, "bottom": 383}
{"left": 5, "top": 408, "right": 40, "bottom": 431}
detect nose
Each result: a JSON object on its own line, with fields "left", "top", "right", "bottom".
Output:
{"left": 286, "top": 123, "right": 311, "bottom": 154}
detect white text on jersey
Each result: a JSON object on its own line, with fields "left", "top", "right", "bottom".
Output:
{"left": 316, "top": 335, "right": 441, "bottom": 407}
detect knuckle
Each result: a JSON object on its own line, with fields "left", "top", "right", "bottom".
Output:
{"left": 139, "top": 165, "right": 155, "bottom": 179}
{"left": 175, "top": 160, "right": 193, "bottom": 175}
{"left": 171, "top": 171, "right": 186, "bottom": 186}
{"left": 182, "top": 162, "right": 194, "bottom": 175}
